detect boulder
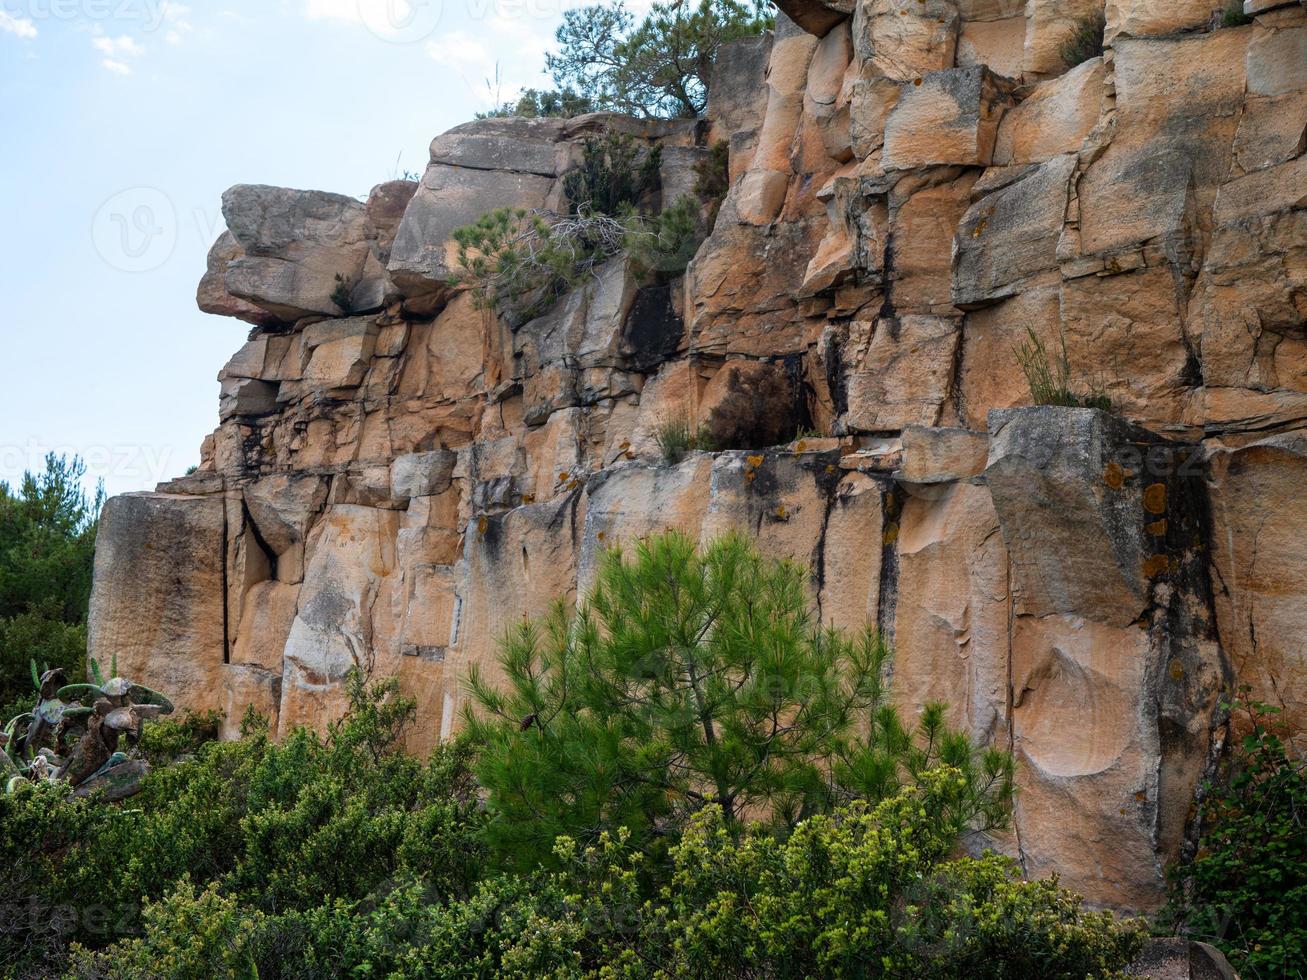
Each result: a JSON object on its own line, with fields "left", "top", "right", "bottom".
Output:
{"left": 197, "top": 232, "right": 279, "bottom": 327}
{"left": 708, "top": 33, "right": 774, "bottom": 141}
{"left": 1130, "top": 938, "right": 1239, "bottom": 979}
{"left": 953, "top": 153, "right": 1075, "bottom": 309}
{"left": 1208, "top": 433, "right": 1307, "bottom": 752}
{"left": 992, "top": 58, "right": 1105, "bottom": 165}
{"left": 279, "top": 505, "right": 401, "bottom": 737}
{"left": 391, "top": 450, "right": 458, "bottom": 500}
{"left": 1022, "top": 0, "right": 1107, "bottom": 76}
{"left": 901, "top": 426, "right": 989, "bottom": 483}
{"left": 882, "top": 66, "right": 1015, "bottom": 171}
{"left": 88, "top": 493, "right": 227, "bottom": 715}
{"left": 986, "top": 407, "right": 1170, "bottom": 625}
{"left": 388, "top": 120, "right": 564, "bottom": 303}
{"left": 221, "top": 184, "right": 386, "bottom": 321}
{"left": 843, "top": 316, "right": 961, "bottom": 431}
{"left": 1073, "top": 29, "right": 1249, "bottom": 259}
{"left": 893, "top": 481, "right": 1010, "bottom": 745}
{"left": 853, "top": 0, "right": 960, "bottom": 81}
{"left": 365, "top": 179, "right": 419, "bottom": 260}
{"left": 775, "top": 0, "right": 853, "bottom": 36}
{"left": 1105, "top": 0, "right": 1226, "bottom": 40}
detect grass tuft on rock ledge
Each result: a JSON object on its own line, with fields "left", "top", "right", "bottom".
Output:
{"left": 1015, "top": 326, "right": 1112, "bottom": 412}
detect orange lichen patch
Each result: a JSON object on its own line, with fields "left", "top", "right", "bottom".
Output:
{"left": 558, "top": 470, "right": 570, "bottom": 482}
{"left": 1134, "top": 791, "right": 1147, "bottom": 802}
{"left": 597, "top": 531, "right": 606, "bottom": 542}
{"left": 745, "top": 471, "right": 757, "bottom": 483}
{"left": 1143, "top": 483, "right": 1167, "bottom": 514}
{"left": 1103, "top": 461, "right": 1126, "bottom": 490}
{"left": 477, "top": 515, "right": 489, "bottom": 535}
{"left": 794, "top": 440, "right": 807, "bottom": 453}
{"left": 521, "top": 494, "right": 536, "bottom": 505}
{"left": 746, "top": 454, "right": 765, "bottom": 469}
{"left": 825, "top": 464, "right": 836, "bottom": 474}
{"left": 1146, "top": 519, "right": 1168, "bottom": 536}
{"left": 775, "top": 505, "right": 789, "bottom": 521}
{"left": 884, "top": 493, "right": 900, "bottom": 518}
{"left": 971, "top": 217, "right": 988, "bottom": 238}
{"left": 1168, "top": 659, "right": 1186, "bottom": 680}
{"left": 1142, "top": 553, "right": 1169, "bottom": 578}
{"left": 883, "top": 522, "right": 900, "bottom": 546}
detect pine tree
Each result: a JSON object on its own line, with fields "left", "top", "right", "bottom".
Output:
{"left": 465, "top": 531, "right": 1013, "bottom": 869}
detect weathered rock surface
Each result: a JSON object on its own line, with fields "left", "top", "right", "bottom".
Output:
{"left": 92, "top": 1, "right": 1307, "bottom": 918}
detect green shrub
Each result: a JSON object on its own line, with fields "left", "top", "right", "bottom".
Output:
{"left": 465, "top": 531, "right": 1013, "bottom": 871}
{"left": 0, "top": 672, "right": 487, "bottom": 976}
{"left": 1059, "top": 10, "right": 1105, "bottom": 68}
{"left": 1220, "top": 1, "right": 1253, "bottom": 27}
{"left": 1014, "top": 326, "right": 1112, "bottom": 411}
{"left": 563, "top": 130, "right": 662, "bottom": 216}
{"left": 1161, "top": 693, "right": 1306, "bottom": 978}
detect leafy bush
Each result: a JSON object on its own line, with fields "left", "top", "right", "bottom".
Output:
{"left": 465, "top": 531, "right": 1014, "bottom": 871}
{"left": 1014, "top": 326, "right": 1111, "bottom": 411}
{"left": 694, "top": 138, "right": 731, "bottom": 229}
{"left": 547, "top": 0, "right": 773, "bottom": 118}
{"left": 1161, "top": 693, "right": 1306, "bottom": 978}
{"left": 1059, "top": 10, "right": 1106, "bottom": 69}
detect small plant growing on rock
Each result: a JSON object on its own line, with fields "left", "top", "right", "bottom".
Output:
{"left": 450, "top": 206, "right": 629, "bottom": 317}
{"left": 1015, "top": 326, "right": 1111, "bottom": 411}
{"left": 1219, "top": 0, "right": 1253, "bottom": 27}
{"left": 1059, "top": 9, "right": 1106, "bottom": 69}
{"left": 693, "top": 139, "right": 731, "bottom": 229}
{"left": 330, "top": 273, "right": 353, "bottom": 314}
{"left": 563, "top": 129, "right": 662, "bottom": 215}
{"left": 654, "top": 415, "right": 712, "bottom": 463}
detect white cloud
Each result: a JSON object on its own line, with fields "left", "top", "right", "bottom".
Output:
{"left": 304, "top": 0, "right": 406, "bottom": 23}
{"left": 0, "top": 12, "right": 38, "bottom": 39}
{"left": 424, "top": 15, "right": 553, "bottom": 105}
{"left": 101, "top": 59, "right": 133, "bottom": 75}
{"left": 160, "top": 2, "right": 195, "bottom": 44}
{"left": 93, "top": 35, "right": 147, "bottom": 58}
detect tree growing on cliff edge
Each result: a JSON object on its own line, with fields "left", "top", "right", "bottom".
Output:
{"left": 464, "top": 530, "right": 1014, "bottom": 870}
{"left": 544, "top": 0, "right": 774, "bottom": 118}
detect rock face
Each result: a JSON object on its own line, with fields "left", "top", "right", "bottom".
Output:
{"left": 92, "top": 0, "right": 1306, "bottom": 916}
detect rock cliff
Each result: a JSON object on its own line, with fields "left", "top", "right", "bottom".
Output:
{"left": 89, "top": 0, "right": 1306, "bottom": 913}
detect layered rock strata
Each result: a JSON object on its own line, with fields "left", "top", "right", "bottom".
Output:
{"left": 90, "top": 0, "right": 1307, "bottom": 912}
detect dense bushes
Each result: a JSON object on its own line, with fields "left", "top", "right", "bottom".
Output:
{"left": 1162, "top": 694, "right": 1307, "bottom": 978}
{"left": 51, "top": 768, "right": 1144, "bottom": 979}
{"left": 0, "top": 455, "right": 101, "bottom": 719}
{"left": 5, "top": 534, "right": 1153, "bottom": 978}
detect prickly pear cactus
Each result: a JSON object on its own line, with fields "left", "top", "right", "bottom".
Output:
{"left": 2, "top": 657, "right": 173, "bottom": 802}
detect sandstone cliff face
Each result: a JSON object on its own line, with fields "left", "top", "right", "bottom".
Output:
{"left": 89, "top": 0, "right": 1306, "bottom": 913}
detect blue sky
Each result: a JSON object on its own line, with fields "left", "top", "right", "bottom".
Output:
{"left": 0, "top": 0, "right": 587, "bottom": 498}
